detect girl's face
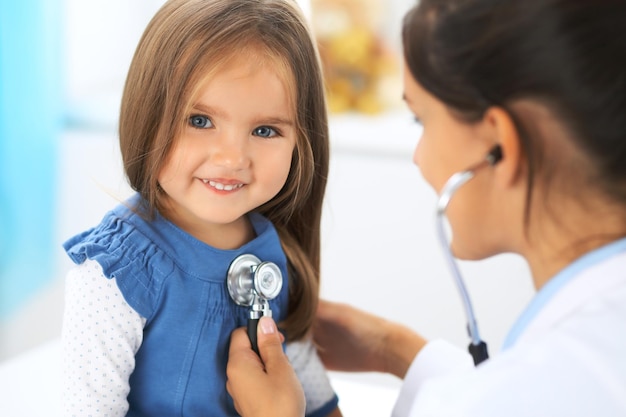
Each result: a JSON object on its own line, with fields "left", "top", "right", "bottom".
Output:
{"left": 402, "top": 63, "right": 500, "bottom": 259}
{"left": 157, "top": 55, "right": 296, "bottom": 246}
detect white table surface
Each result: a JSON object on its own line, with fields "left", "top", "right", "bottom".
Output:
{"left": 0, "top": 339, "right": 399, "bottom": 416}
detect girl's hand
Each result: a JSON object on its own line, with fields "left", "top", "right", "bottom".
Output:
{"left": 227, "top": 316, "right": 305, "bottom": 417}
{"left": 314, "top": 300, "right": 427, "bottom": 379}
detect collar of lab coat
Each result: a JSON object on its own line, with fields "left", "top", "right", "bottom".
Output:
{"left": 502, "top": 236, "right": 626, "bottom": 350}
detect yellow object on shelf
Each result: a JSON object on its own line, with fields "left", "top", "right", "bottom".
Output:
{"left": 312, "top": 0, "right": 401, "bottom": 114}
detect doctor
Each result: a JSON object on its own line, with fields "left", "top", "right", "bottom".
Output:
{"left": 226, "top": 0, "right": 626, "bottom": 415}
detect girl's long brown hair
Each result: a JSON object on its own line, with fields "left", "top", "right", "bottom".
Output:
{"left": 119, "top": 0, "right": 329, "bottom": 341}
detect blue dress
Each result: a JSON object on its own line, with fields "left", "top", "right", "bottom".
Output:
{"left": 64, "top": 194, "right": 332, "bottom": 416}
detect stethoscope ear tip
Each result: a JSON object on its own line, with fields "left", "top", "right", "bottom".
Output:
{"left": 487, "top": 145, "right": 503, "bottom": 165}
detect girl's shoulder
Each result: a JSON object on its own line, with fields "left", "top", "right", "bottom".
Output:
{"left": 62, "top": 195, "right": 175, "bottom": 318}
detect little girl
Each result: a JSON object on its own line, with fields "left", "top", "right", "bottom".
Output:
{"left": 61, "top": 0, "right": 339, "bottom": 416}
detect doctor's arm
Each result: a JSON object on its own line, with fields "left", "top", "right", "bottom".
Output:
{"left": 314, "top": 300, "right": 427, "bottom": 379}
{"left": 226, "top": 300, "right": 424, "bottom": 417}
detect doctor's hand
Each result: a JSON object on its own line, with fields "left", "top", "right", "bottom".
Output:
{"left": 227, "top": 316, "right": 305, "bottom": 417}
{"left": 314, "top": 300, "right": 427, "bottom": 379}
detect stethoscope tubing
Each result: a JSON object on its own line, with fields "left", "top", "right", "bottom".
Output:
{"left": 436, "top": 169, "right": 490, "bottom": 365}
{"left": 248, "top": 318, "right": 260, "bottom": 355}
{"left": 436, "top": 170, "right": 483, "bottom": 345}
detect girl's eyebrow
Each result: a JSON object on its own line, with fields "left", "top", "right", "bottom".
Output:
{"left": 191, "top": 103, "right": 294, "bottom": 127}
{"left": 259, "top": 116, "right": 295, "bottom": 127}
{"left": 190, "top": 103, "right": 227, "bottom": 119}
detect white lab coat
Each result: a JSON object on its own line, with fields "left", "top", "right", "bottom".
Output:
{"left": 393, "top": 238, "right": 626, "bottom": 417}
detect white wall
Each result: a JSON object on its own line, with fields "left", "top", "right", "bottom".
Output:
{"left": 63, "top": 0, "right": 165, "bottom": 105}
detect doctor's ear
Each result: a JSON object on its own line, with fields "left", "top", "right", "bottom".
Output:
{"left": 483, "top": 107, "right": 524, "bottom": 187}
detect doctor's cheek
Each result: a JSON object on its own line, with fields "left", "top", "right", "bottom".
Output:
{"left": 413, "top": 138, "right": 434, "bottom": 189}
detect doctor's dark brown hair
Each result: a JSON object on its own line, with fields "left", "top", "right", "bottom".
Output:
{"left": 403, "top": 0, "right": 626, "bottom": 223}
{"left": 118, "top": 0, "right": 329, "bottom": 341}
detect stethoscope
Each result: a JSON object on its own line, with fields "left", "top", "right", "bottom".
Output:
{"left": 436, "top": 144, "right": 503, "bottom": 366}
{"left": 227, "top": 254, "right": 283, "bottom": 355}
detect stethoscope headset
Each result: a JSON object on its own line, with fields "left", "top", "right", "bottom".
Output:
{"left": 226, "top": 144, "right": 503, "bottom": 366}
{"left": 436, "top": 144, "right": 503, "bottom": 365}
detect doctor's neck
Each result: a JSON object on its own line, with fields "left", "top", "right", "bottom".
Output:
{"left": 522, "top": 194, "right": 626, "bottom": 290}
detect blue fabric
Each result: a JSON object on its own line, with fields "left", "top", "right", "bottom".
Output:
{"left": 64, "top": 194, "right": 295, "bottom": 416}
{"left": 502, "top": 236, "right": 626, "bottom": 350}
{"left": 0, "top": 0, "right": 62, "bottom": 317}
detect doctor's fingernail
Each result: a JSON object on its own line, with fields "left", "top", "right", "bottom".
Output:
{"left": 260, "top": 317, "right": 277, "bottom": 334}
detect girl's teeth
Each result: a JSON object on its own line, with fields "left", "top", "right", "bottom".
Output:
{"left": 206, "top": 180, "right": 241, "bottom": 191}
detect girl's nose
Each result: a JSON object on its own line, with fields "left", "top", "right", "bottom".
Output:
{"left": 211, "top": 135, "right": 250, "bottom": 169}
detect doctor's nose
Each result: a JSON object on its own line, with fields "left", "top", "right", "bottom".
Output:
{"left": 413, "top": 135, "right": 424, "bottom": 168}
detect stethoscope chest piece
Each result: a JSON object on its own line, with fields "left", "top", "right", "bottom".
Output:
{"left": 227, "top": 254, "right": 283, "bottom": 307}
{"left": 227, "top": 253, "right": 283, "bottom": 356}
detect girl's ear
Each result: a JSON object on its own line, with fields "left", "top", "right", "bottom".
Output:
{"left": 482, "top": 106, "right": 524, "bottom": 188}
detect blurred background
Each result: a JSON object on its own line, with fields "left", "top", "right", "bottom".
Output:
{"left": 0, "top": 0, "right": 534, "bottom": 395}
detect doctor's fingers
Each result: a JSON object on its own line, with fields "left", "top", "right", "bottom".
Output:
{"left": 227, "top": 319, "right": 305, "bottom": 416}
{"left": 257, "top": 318, "right": 306, "bottom": 416}
{"left": 255, "top": 316, "right": 287, "bottom": 365}
{"left": 226, "top": 328, "right": 264, "bottom": 393}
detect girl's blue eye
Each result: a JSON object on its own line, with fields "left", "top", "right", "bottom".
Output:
{"left": 253, "top": 126, "right": 278, "bottom": 138}
{"left": 189, "top": 115, "right": 213, "bottom": 129}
